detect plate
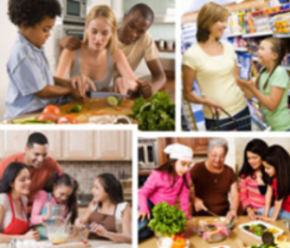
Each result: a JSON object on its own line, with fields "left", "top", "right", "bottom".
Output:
{"left": 239, "top": 220, "right": 284, "bottom": 241}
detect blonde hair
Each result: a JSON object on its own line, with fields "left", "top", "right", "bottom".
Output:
{"left": 84, "top": 5, "right": 118, "bottom": 53}
{"left": 197, "top": 2, "right": 229, "bottom": 42}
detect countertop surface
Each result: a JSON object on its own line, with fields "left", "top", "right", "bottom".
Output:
{"left": 139, "top": 216, "right": 290, "bottom": 248}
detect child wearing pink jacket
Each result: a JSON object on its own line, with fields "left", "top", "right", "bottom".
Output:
{"left": 138, "top": 143, "right": 193, "bottom": 241}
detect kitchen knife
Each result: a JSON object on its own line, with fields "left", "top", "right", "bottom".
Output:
{"left": 86, "top": 92, "right": 130, "bottom": 99}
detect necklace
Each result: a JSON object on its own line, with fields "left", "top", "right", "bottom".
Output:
{"left": 211, "top": 173, "right": 220, "bottom": 183}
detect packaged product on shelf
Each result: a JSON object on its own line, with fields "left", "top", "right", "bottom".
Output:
{"left": 239, "top": 53, "right": 252, "bottom": 80}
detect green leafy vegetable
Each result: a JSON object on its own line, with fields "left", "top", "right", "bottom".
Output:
{"left": 148, "top": 202, "right": 187, "bottom": 236}
{"left": 130, "top": 92, "right": 175, "bottom": 131}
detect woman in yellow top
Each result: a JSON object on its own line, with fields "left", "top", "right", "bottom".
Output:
{"left": 55, "top": 5, "right": 138, "bottom": 95}
{"left": 182, "top": 2, "right": 250, "bottom": 131}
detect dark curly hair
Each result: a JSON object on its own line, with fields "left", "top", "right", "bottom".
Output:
{"left": 8, "top": 0, "right": 61, "bottom": 27}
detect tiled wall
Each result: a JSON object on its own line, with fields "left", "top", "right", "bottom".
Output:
{"left": 59, "top": 161, "right": 132, "bottom": 194}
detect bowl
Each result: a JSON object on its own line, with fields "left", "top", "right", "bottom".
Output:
{"left": 156, "top": 237, "right": 190, "bottom": 248}
{"left": 45, "top": 218, "right": 71, "bottom": 245}
{"left": 202, "top": 225, "right": 229, "bottom": 243}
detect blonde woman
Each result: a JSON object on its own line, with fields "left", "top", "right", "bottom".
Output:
{"left": 55, "top": 5, "right": 138, "bottom": 94}
{"left": 182, "top": 2, "right": 251, "bottom": 131}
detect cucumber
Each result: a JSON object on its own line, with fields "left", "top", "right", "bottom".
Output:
{"left": 12, "top": 116, "right": 37, "bottom": 124}
{"left": 69, "top": 104, "right": 82, "bottom": 113}
{"left": 24, "top": 120, "right": 55, "bottom": 124}
{"left": 106, "top": 95, "right": 121, "bottom": 107}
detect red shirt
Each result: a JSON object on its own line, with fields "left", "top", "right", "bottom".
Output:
{"left": 272, "top": 179, "right": 290, "bottom": 212}
{"left": 0, "top": 153, "right": 62, "bottom": 213}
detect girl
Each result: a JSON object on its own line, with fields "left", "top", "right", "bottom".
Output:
{"left": 182, "top": 2, "right": 250, "bottom": 131}
{"left": 55, "top": 5, "right": 138, "bottom": 95}
{"left": 0, "top": 162, "right": 39, "bottom": 242}
{"left": 239, "top": 139, "right": 268, "bottom": 220}
{"left": 30, "top": 172, "right": 78, "bottom": 238}
{"left": 74, "top": 173, "right": 131, "bottom": 244}
{"left": 260, "top": 145, "right": 290, "bottom": 221}
{"left": 138, "top": 143, "right": 193, "bottom": 240}
{"left": 237, "top": 38, "right": 290, "bottom": 131}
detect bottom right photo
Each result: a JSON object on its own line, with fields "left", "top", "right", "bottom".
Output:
{"left": 138, "top": 136, "right": 290, "bottom": 248}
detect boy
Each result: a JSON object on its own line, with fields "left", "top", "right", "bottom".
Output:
{"left": 5, "top": 0, "right": 95, "bottom": 120}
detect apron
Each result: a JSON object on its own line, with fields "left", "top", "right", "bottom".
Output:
{"left": 2, "top": 193, "right": 29, "bottom": 235}
{"left": 88, "top": 205, "right": 117, "bottom": 240}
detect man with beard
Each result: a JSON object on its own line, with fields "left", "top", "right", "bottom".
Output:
{"left": 0, "top": 132, "right": 62, "bottom": 212}
{"left": 60, "top": 3, "right": 166, "bottom": 98}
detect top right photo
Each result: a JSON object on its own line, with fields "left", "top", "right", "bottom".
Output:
{"left": 181, "top": 0, "right": 290, "bottom": 132}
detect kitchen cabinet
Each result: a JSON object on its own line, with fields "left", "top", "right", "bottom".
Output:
{"left": 1, "top": 130, "right": 29, "bottom": 157}
{"left": 158, "top": 137, "right": 209, "bottom": 164}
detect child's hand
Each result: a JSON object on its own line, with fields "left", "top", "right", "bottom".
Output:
{"left": 236, "top": 78, "right": 255, "bottom": 90}
{"left": 90, "top": 223, "right": 108, "bottom": 237}
{"left": 71, "top": 76, "right": 97, "bottom": 98}
{"left": 258, "top": 215, "right": 275, "bottom": 222}
{"left": 23, "top": 230, "right": 40, "bottom": 241}
{"left": 74, "top": 218, "right": 85, "bottom": 230}
{"left": 136, "top": 79, "right": 153, "bottom": 98}
{"left": 138, "top": 211, "right": 150, "bottom": 222}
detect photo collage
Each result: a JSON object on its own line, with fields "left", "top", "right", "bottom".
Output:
{"left": 0, "top": 0, "right": 290, "bottom": 248}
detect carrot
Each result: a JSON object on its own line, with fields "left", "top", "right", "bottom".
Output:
{"left": 114, "top": 107, "right": 122, "bottom": 111}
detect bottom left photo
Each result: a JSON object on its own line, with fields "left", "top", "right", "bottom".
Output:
{"left": 0, "top": 127, "right": 134, "bottom": 248}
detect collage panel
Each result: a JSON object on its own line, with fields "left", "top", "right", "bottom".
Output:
{"left": 138, "top": 135, "right": 290, "bottom": 248}
{"left": 0, "top": 0, "right": 175, "bottom": 131}
{"left": 0, "top": 126, "right": 135, "bottom": 248}
{"left": 181, "top": 0, "right": 290, "bottom": 132}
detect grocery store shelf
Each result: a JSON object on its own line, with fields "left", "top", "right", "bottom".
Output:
{"left": 226, "top": 33, "right": 242, "bottom": 38}
{"left": 242, "top": 31, "right": 273, "bottom": 38}
{"left": 274, "top": 33, "right": 290, "bottom": 38}
{"left": 234, "top": 47, "right": 248, "bottom": 52}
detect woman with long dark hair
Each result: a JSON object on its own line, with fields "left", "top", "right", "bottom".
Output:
{"left": 138, "top": 143, "right": 193, "bottom": 240}
{"left": 239, "top": 139, "right": 268, "bottom": 219}
{"left": 260, "top": 145, "right": 290, "bottom": 221}
{"left": 0, "top": 162, "right": 39, "bottom": 242}
{"left": 75, "top": 173, "right": 131, "bottom": 243}
{"left": 30, "top": 172, "right": 79, "bottom": 238}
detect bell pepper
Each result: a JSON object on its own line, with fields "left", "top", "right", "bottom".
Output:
{"left": 172, "top": 235, "right": 187, "bottom": 248}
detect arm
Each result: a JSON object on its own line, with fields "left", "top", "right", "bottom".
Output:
{"left": 34, "top": 84, "right": 72, "bottom": 98}
{"left": 179, "top": 172, "right": 191, "bottom": 218}
{"left": 74, "top": 201, "right": 94, "bottom": 229}
{"left": 263, "top": 185, "right": 273, "bottom": 217}
{"left": 104, "top": 206, "right": 132, "bottom": 243}
{"left": 182, "top": 65, "right": 221, "bottom": 113}
{"left": 30, "top": 191, "right": 49, "bottom": 225}
{"left": 145, "top": 59, "right": 166, "bottom": 92}
{"left": 228, "top": 181, "right": 240, "bottom": 218}
{"left": 54, "top": 49, "right": 76, "bottom": 79}
{"left": 239, "top": 177, "right": 251, "bottom": 211}
{"left": 114, "top": 49, "right": 136, "bottom": 81}
{"left": 262, "top": 199, "right": 283, "bottom": 222}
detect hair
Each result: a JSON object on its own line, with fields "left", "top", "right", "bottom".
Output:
{"left": 263, "top": 145, "right": 290, "bottom": 200}
{"left": 27, "top": 132, "right": 48, "bottom": 148}
{"left": 128, "top": 3, "right": 154, "bottom": 23}
{"left": 0, "top": 163, "right": 29, "bottom": 193}
{"left": 43, "top": 173, "right": 79, "bottom": 224}
{"left": 239, "top": 139, "right": 268, "bottom": 179}
{"left": 256, "top": 38, "right": 287, "bottom": 90}
{"left": 96, "top": 173, "right": 124, "bottom": 207}
{"left": 196, "top": 2, "right": 229, "bottom": 42}
{"left": 208, "top": 138, "right": 228, "bottom": 154}
{"left": 8, "top": 0, "right": 61, "bottom": 27}
{"left": 84, "top": 5, "right": 118, "bottom": 54}
{"left": 155, "top": 159, "right": 190, "bottom": 189}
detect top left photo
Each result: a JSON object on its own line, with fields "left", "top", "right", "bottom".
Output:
{"left": 0, "top": 0, "right": 176, "bottom": 131}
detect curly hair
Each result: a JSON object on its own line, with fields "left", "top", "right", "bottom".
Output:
{"left": 8, "top": 0, "right": 61, "bottom": 27}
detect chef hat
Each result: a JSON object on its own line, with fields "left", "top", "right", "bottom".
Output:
{"left": 164, "top": 143, "right": 193, "bottom": 161}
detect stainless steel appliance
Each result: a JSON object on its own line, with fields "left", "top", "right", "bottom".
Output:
{"left": 138, "top": 139, "right": 159, "bottom": 170}
{"left": 60, "top": 0, "right": 87, "bottom": 24}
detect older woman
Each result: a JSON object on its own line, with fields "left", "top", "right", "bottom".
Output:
{"left": 183, "top": 2, "right": 251, "bottom": 131}
{"left": 191, "top": 138, "right": 239, "bottom": 218}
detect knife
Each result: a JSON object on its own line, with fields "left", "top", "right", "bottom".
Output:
{"left": 86, "top": 92, "right": 130, "bottom": 99}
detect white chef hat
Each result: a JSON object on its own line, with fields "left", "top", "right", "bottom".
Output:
{"left": 164, "top": 143, "right": 193, "bottom": 161}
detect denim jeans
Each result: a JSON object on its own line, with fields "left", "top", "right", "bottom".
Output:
{"left": 256, "top": 207, "right": 290, "bottom": 219}
{"left": 206, "top": 106, "right": 251, "bottom": 131}
{"left": 138, "top": 199, "right": 155, "bottom": 241}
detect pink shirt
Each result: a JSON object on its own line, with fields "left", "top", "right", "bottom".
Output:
{"left": 30, "top": 190, "right": 66, "bottom": 225}
{"left": 239, "top": 174, "right": 266, "bottom": 211}
{"left": 138, "top": 170, "right": 191, "bottom": 218}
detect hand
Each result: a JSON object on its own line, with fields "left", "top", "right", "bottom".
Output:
{"left": 138, "top": 211, "right": 150, "bottom": 222}
{"left": 23, "top": 230, "right": 40, "bottom": 241}
{"left": 236, "top": 78, "right": 255, "bottom": 90}
{"left": 204, "top": 99, "right": 222, "bottom": 115}
{"left": 247, "top": 207, "right": 257, "bottom": 220}
{"left": 136, "top": 79, "right": 153, "bottom": 98}
{"left": 258, "top": 215, "right": 276, "bottom": 222}
{"left": 59, "top": 36, "right": 82, "bottom": 51}
{"left": 90, "top": 223, "right": 108, "bottom": 237}
{"left": 74, "top": 218, "right": 85, "bottom": 230}
{"left": 114, "top": 78, "right": 138, "bottom": 95}
{"left": 71, "top": 75, "right": 97, "bottom": 98}
{"left": 226, "top": 209, "right": 237, "bottom": 220}
{"left": 194, "top": 197, "right": 206, "bottom": 212}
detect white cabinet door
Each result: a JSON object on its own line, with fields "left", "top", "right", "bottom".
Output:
{"left": 95, "top": 130, "right": 131, "bottom": 161}
{"left": 62, "top": 131, "right": 94, "bottom": 160}
{"left": 2, "top": 131, "right": 29, "bottom": 158}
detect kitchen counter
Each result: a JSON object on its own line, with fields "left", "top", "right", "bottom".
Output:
{"left": 139, "top": 216, "right": 290, "bottom": 248}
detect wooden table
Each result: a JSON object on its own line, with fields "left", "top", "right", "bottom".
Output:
{"left": 139, "top": 216, "right": 290, "bottom": 248}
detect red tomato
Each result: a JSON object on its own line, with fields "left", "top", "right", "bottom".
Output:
{"left": 57, "top": 115, "right": 78, "bottom": 124}
{"left": 37, "top": 114, "right": 59, "bottom": 123}
{"left": 42, "top": 105, "right": 61, "bottom": 116}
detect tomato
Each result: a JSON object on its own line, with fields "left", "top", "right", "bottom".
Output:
{"left": 42, "top": 105, "right": 61, "bottom": 116}
{"left": 37, "top": 114, "right": 59, "bottom": 123}
{"left": 172, "top": 236, "right": 187, "bottom": 248}
{"left": 57, "top": 115, "right": 78, "bottom": 124}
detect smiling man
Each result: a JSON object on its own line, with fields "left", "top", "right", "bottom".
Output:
{"left": 0, "top": 132, "right": 62, "bottom": 212}
{"left": 60, "top": 3, "right": 166, "bottom": 98}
